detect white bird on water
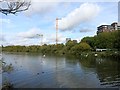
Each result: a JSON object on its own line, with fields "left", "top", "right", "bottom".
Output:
{"left": 43, "top": 54, "right": 46, "bottom": 58}
{"left": 95, "top": 53, "right": 98, "bottom": 57}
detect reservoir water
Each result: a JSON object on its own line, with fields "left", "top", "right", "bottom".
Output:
{"left": 1, "top": 52, "right": 120, "bottom": 88}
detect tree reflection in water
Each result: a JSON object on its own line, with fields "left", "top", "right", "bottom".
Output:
{"left": 96, "top": 58, "right": 120, "bottom": 87}
{"left": 1, "top": 58, "right": 14, "bottom": 89}
{"left": 79, "top": 57, "right": 120, "bottom": 87}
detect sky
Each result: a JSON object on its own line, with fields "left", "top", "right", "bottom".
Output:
{"left": 0, "top": 0, "right": 119, "bottom": 46}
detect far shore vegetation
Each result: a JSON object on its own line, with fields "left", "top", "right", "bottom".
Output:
{"left": 1, "top": 30, "right": 120, "bottom": 58}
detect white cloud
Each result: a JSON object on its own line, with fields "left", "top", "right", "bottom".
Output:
{"left": 44, "top": 33, "right": 66, "bottom": 44}
{"left": 0, "top": 18, "right": 11, "bottom": 24}
{"left": 0, "top": 35, "right": 5, "bottom": 41}
{"left": 10, "top": 27, "right": 44, "bottom": 46}
{"left": 58, "top": 3, "right": 100, "bottom": 31}
{"left": 5, "top": 28, "right": 66, "bottom": 46}
{"left": 0, "top": 18, "right": 16, "bottom": 29}
{"left": 23, "top": 0, "right": 119, "bottom": 2}
{"left": 25, "top": 0, "right": 59, "bottom": 16}
{"left": 12, "top": 33, "right": 65, "bottom": 45}
{"left": 0, "top": 33, "right": 7, "bottom": 45}
{"left": 79, "top": 28, "right": 93, "bottom": 33}
{"left": 17, "top": 28, "right": 42, "bottom": 39}
{"left": 0, "top": 32, "right": 6, "bottom": 40}
{"left": 11, "top": 39, "right": 31, "bottom": 46}
{"left": 97, "top": 22, "right": 110, "bottom": 27}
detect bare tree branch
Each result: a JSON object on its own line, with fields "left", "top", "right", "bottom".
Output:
{"left": 0, "top": 0, "right": 31, "bottom": 15}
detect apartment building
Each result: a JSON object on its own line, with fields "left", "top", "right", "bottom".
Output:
{"left": 97, "top": 22, "right": 120, "bottom": 34}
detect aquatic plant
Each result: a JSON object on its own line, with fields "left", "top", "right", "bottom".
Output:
{"left": 2, "top": 81, "right": 13, "bottom": 90}
{"left": 2, "top": 63, "right": 14, "bottom": 73}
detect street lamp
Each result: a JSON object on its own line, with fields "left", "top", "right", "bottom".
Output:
{"left": 37, "top": 34, "right": 43, "bottom": 46}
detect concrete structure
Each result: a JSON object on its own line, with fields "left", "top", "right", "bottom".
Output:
{"left": 73, "top": 40, "right": 77, "bottom": 43}
{"left": 96, "top": 49, "right": 108, "bottom": 52}
{"left": 97, "top": 22, "right": 120, "bottom": 34}
{"left": 66, "top": 38, "right": 71, "bottom": 43}
{"left": 118, "top": 22, "right": 120, "bottom": 30}
{"left": 111, "top": 22, "right": 118, "bottom": 30}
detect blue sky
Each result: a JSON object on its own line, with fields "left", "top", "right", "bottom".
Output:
{"left": 0, "top": 0, "right": 119, "bottom": 46}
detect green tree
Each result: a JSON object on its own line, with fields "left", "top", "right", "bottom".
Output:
{"left": 70, "top": 42, "right": 91, "bottom": 55}
{"left": 65, "top": 40, "right": 77, "bottom": 54}
{"left": 81, "top": 36, "right": 95, "bottom": 49}
{"left": 113, "top": 30, "right": 120, "bottom": 50}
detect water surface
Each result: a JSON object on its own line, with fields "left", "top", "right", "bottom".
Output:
{"left": 2, "top": 52, "right": 120, "bottom": 88}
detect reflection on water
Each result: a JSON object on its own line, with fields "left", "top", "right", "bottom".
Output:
{"left": 0, "top": 54, "right": 2, "bottom": 89}
{"left": 79, "top": 57, "right": 120, "bottom": 87}
{"left": 96, "top": 58, "right": 120, "bottom": 87}
{"left": 2, "top": 52, "right": 120, "bottom": 88}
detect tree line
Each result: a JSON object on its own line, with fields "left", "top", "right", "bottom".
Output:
{"left": 81, "top": 30, "right": 120, "bottom": 50}
{"left": 2, "top": 30, "right": 120, "bottom": 56}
